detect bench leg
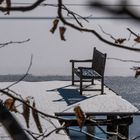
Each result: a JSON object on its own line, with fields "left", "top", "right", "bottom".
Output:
{"left": 80, "top": 77, "right": 83, "bottom": 95}
{"left": 72, "top": 72, "right": 74, "bottom": 85}
{"left": 91, "top": 78, "right": 94, "bottom": 85}
{"left": 72, "top": 62, "right": 74, "bottom": 85}
{"left": 101, "top": 77, "right": 104, "bottom": 94}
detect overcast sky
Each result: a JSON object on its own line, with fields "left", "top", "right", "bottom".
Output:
{"left": 0, "top": 0, "right": 140, "bottom": 76}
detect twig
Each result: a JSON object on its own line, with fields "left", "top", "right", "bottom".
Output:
{"left": 107, "top": 57, "right": 140, "bottom": 63}
{"left": 127, "top": 28, "right": 139, "bottom": 37}
{"left": 62, "top": 4, "right": 88, "bottom": 27}
{"left": 98, "top": 25, "right": 116, "bottom": 41}
{"left": 24, "top": 129, "right": 38, "bottom": 140}
{"left": 40, "top": 126, "right": 66, "bottom": 140}
{"left": 5, "top": 88, "right": 24, "bottom": 100}
{"left": 99, "top": 25, "right": 127, "bottom": 44}
{"left": 0, "top": 38, "right": 30, "bottom": 48}
{"left": 132, "top": 136, "right": 140, "bottom": 140}
{"left": 40, "top": 115, "right": 57, "bottom": 129}
{"left": 127, "top": 28, "right": 140, "bottom": 47}
{"left": 4, "top": 55, "right": 33, "bottom": 89}
{"left": 25, "top": 128, "right": 48, "bottom": 139}
{"left": 98, "top": 25, "right": 116, "bottom": 40}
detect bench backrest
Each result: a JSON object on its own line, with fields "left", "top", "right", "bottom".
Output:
{"left": 92, "top": 47, "right": 107, "bottom": 76}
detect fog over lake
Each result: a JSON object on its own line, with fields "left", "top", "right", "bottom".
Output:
{"left": 0, "top": 0, "right": 140, "bottom": 76}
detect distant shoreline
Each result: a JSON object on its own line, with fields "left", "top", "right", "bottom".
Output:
{"left": 0, "top": 75, "right": 72, "bottom": 82}
{"left": 0, "top": 74, "right": 136, "bottom": 82}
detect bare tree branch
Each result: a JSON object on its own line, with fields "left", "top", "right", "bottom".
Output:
{"left": 0, "top": 0, "right": 45, "bottom": 12}
{"left": 57, "top": 0, "right": 140, "bottom": 52}
{"left": 0, "top": 0, "right": 140, "bottom": 51}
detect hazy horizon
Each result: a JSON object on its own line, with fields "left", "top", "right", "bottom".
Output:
{"left": 0, "top": 0, "right": 140, "bottom": 76}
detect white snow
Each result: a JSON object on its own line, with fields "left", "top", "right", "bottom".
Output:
{"left": 0, "top": 80, "right": 139, "bottom": 140}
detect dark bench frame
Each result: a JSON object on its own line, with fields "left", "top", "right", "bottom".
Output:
{"left": 70, "top": 47, "right": 107, "bottom": 95}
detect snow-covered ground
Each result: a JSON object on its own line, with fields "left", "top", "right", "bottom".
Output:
{"left": 0, "top": 80, "right": 138, "bottom": 139}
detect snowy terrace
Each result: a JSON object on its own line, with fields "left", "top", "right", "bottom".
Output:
{"left": 0, "top": 80, "right": 139, "bottom": 140}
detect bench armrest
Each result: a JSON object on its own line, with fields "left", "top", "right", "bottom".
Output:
{"left": 70, "top": 59, "right": 92, "bottom": 63}
{"left": 78, "top": 67, "right": 92, "bottom": 70}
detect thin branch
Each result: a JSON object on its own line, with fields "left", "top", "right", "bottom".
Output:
{"left": 4, "top": 55, "right": 33, "bottom": 89}
{"left": 127, "top": 28, "right": 139, "bottom": 37}
{"left": 132, "top": 136, "right": 140, "bottom": 140}
{"left": 62, "top": 4, "right": 89, "bottom": 27}
{"left": 40, "top": 115, "right": 57, "bottom": 129}
{"left": 63, "top": 5, "right": 83, "bottom": 27}
{"left": 107, "top": 57, "right": 140, "bottom": 63}
{"left": 98, "top": 25, "right": 116, "bottom": 41}
{"left": 44, "top": 3, "right": 89, "bottom": 23}
{"left": 24, "top": 129, "right": 39, "bottom": 140}
{"left": 0, "top": 38, "right": 30, "bottom": 48}
{"left": 25, "top": 129, "right": 47, "bottom": 139}
{"left": 25, "top": 125, "right": 67, "bottom": 140}
{"left": 5, "top": 88, "right": 24, "bottom": 100}
{"left": 99, "top": 25, "right": 127, "bottom": 44}
{"left": 41, "top": 126, "right": 66, "bottom": 140}
{"left": 126, "top": 28, "right": 140, "bottom": 47}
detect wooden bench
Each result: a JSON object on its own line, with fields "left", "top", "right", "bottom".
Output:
{"left": 70, "top": 47, "right": 107, "bottom": 95}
